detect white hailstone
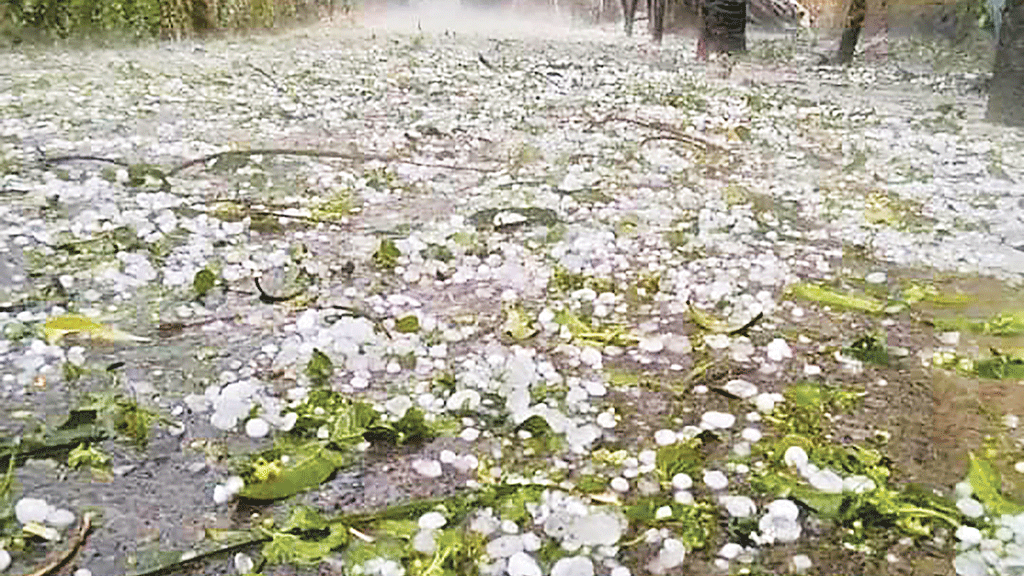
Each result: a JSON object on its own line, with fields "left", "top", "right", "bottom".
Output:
{"left": 610, "top": 567, "right": 631, "bottom": 576}
{"left": 843, "top": 475, "right": 876, "bottom": 494}
{"left": 754, "top": 393, "right": 778, "bottom": 413}
{"left": 579, "top": 347, "right": 602, "bottom": 367}
{"left": 295, "top": 310, "right": 318, "bottom": 332}
{"left": 807, "top": 469, "right": 844, "bottom": 494}
{"left": 755, "top": 499, "right": 802, "bottom": 544}
{"left": 519, "top": 532, "right": 541, "bottom": 551}
{"left": 45, "top": 508, "right": 76, "bottom": 529}
{"left": 572, "top": 512, "right": 626, "bottom": 546}
{"left": 639, "top": 450, "right": 657, "bottom": 466}
{"left": 413, "top": 529, "right": 437, "bottom": 554}
{"left": 419, "top": 512, "right": 447, "bottom": 530}
{"left": 460, "top": 427, "right": 481, "bottom": 442}
{"left": 783, "top": 446, "right": 809, "bottom": 470}
{"left": 654, "top": 429, "right": 678, "bottom": 446}
{"left": 723, "top": 379, "right": 758, "bottom": 399}
{"left": 803, "top": 364, "right": 822, "bottom": 376}
{"left": 385, "top": 395, "right": 413, "bottom": 417}
{"left": 655, "top": 506, "right": 673, "bottom": 520}
{"left": 551, "top": 556, "right": 594, "bottom": 576}
{"left": 224, "top": 476, "right": 245, "bottom": 494}
{"left": 596, "top": 411, "right": 617, "bottom": 428}
{"left": 865, "top": 271, "right": 887, "bottom": 284}
{"left": 501, "top": 520, "right": 519, "bottom": 535}
{"left": 0, "top": 549, "right": 11, "bottom": 572}
{"left": 15, "top": 498, "right": 50, "bottom": 525}
{"left": 719, "top": 542, "right": 743, "bottom": 559}
{"left": 720, "top": 495, "right": 757, "bottom": 518}
{"left": 584, "top": 381, "right": 607, "bottom": 396}
{"left": 412, "top": 459, "right": 443, "bottom": 478}
{"left": 996, "top": 527, "right": 1014, "bottom": 541}
{"left": 439, "top": 450, "right": 457, "bottom": 464}
{"left": 766, "top": 338, "right": 792, "bottom": 362}
{"left": 507, "top": 552, "right": 542, "bottom": 576}
{"left": 741, "top": 428, "right": 762, "bottom": 442}
{"left": 213, "top": 485, "right": 232, "bottom": 504}
{"left": 789, "top": 554, "right": 813, "bottom": 574}
{"left": 955, "top": 481, "right": 974, "bottom": 499}
{"left": 957, "top": 525, "right": 983, "bottom": 548}
{"left": 701, "top": 411, "right": 736, "bottom": 430}
{"left": 244, "top": 417, "right": 270, "bottom": 438}
{"left": 705, "top": 334, "right": 731, "bottom": 349}
{"left": 674, "top": 491, "right": 694, "bottom": 505}
{"left": 672, "top": 473, "right": 693, "bottom": 490}
{"left": 1016, "top": 462, "right": 1024, "bottom": 474}
{"left": 234, "top": 552, "right": 255, "bottom": 574}
{"left": 73, "top": 569, "right": 91, "bottom": 576}
{"left": 447, "top": 389, "right": 481, "bottom": 411}
{"left": 610, "top": 477, "right": 630, "bottom": 492}
{"left": 638, "top": 336, "right": 664, "bottom": 353}
{"left": 1004, "top": 414, "right": 1020, "bottom": 429}
{"left": 454, "top": 454, "right": 479, "bottom": 473}
{"left": 703, "top": 470, "right": 728, "bottom": 490}
{"left": 649, "top": 538, "right": 686, "bottom": 573}
{"left": 487, "top": 535, "right": 524, "bottom": 558}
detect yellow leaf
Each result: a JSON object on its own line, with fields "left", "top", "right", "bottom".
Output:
{"left": 44, "top": 314, "right": 150, "bottom": 345}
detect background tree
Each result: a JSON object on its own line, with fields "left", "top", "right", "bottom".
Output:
{"left": 987, "top": 0, "right": 1024, "bottom": 125}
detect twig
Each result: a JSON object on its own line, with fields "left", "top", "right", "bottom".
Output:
{"left": 126, "top": 536, "right": 270, "bottom": 576}
{"left": 246, "top": 62, "right": 285, "bottom": 94}
{"left": 21, "top": 513, "right": 94, "bottom": 576}
{"left": 41, "top": 155, "right": 132, "bottom": 169}
{"left": 586, "top": 114, "right": 724, "bottom": 153}
{"left": 167, "top": 148, "right": 497, "bottom": 177}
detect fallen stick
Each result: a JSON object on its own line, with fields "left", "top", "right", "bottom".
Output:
{"left": 21, "top": 512, "right": 94, "bottom": 576}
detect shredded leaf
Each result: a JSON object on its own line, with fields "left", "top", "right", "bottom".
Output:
{"left": 789, "top": 283, "right": 885, "bottom": 314}
{"left": 44, "top": 314, "right": 150, "bottom": 344}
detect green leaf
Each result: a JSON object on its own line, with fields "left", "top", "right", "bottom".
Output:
{"left": 193, "top": 268, "right": 216, "bottom": 297}
{"left": 372, "top": 239, "right": 401, "bottom": 270}
{"left": 261, "top": 523, "right": 348, "bottom": 565}
{"left": 789, "top": 283, "right": 885, "bottom": 314}
{"left": 305, "top": 349, "right": 334, "bottom": 386}
{"left": 967, "top": 453, "right": 1024, "bottom": 515}
{"left": 44, "top": 314, "right": 150, "bottom": 345}
{"left": 282, "top": 506, "right": 329, "bottom": 532}
{"left": 687, "top": 302, "right": 760, "bottom": 334}
{"left": 501, "top": 305, "right": 537, "bottom": 341}
{"left": 238, "top": 446, "right": 348, "bottom": 501}
{"left": 655, "top": 441, "right": 703, "bottom": 481}
{"left": 843, "top": 333, "right": 889, "bottom": 365}
{"left": 395, "top": 315, "right": 420, "bottom": 333}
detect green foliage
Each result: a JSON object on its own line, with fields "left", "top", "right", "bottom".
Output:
{"left": 305, "top": 348, "right": 334, "bottom": 386}
{"left": 373, "top": 238, "right": 402, "bottom": 271}
{"left": 843, "top": 333, "right": 890, "bottom": 365}
{"left": 967, "top": 453, "right": 1024, "bottom": 515}
{"left": 67, "top": 442, "right": 110, "bottom": 469}
{"left": 623, "top": 498, "right": 717, "bottom": 549}
{"left": 788, "top": 282, "right": 886, "bottom": 314}
{"left": 192, "top": 268, "right": 216, "bottom": 298}
{"left": 261, "top": 506, "right": 349, "bottom": 564}
{"left": 655, "top": 439, "right": 703, "bottom": 482}
{"left": 239, "top": 444, "right": 349, "bottom": 501}
{"left": 395, "top": 315, "right": 420, "bottom": 334}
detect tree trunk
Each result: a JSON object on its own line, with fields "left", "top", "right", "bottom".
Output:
{"left": 987, "top": 0, "right": 1024, "bottom": 126}
{"left": 652, "top": 0, "right": 666, "bottom": 42}
{"left": 697, "top": 0, "right": 747, "bottom": 59}
{"left": 835, "top": 0, "right": 888, "bottom": 63}
{"left": 622, "top": 0, "right": 639, "bottom": 34}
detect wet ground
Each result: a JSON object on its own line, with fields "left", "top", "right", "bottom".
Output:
{"left": 2, "top": 7, "right": 1024, "bottom": 576}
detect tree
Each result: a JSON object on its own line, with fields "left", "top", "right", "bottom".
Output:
{"left": 987, "top": 0, "right": 1024, "bottom": 126}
